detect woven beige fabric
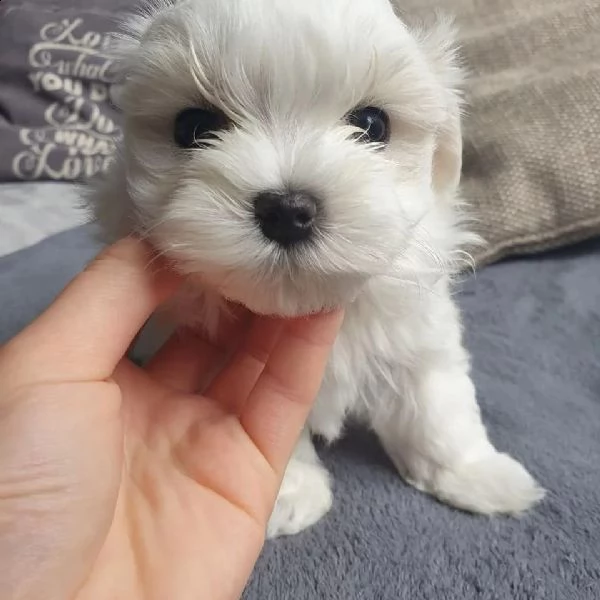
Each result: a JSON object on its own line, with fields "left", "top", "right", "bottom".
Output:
{"left": 397, "top": 0, "right": 600, "bottom": 265}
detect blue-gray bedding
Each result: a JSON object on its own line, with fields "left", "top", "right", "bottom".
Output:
{"left": 1, "top": 226, "right": 598, "bottom": 600}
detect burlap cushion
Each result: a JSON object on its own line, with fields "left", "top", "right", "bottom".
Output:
{"left": 399, "top": 0, "right": 600, "bottom": 265}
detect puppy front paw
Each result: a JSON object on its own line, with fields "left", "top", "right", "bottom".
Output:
{"left": 430, "top": 452, "right": 545, "bottom": 515}
{"left": 267, "top": 460, "right": 333, "bottom": 539}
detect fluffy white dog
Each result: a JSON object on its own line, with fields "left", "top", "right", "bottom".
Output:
{"left": 90, "top": 0, "right": 544, "bottom": 538}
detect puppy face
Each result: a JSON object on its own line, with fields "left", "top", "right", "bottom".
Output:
{"left": 106, "top": 0, "right": 463, "bottom": 316}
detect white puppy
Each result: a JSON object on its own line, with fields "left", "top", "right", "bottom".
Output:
{"left": 90, "top": 0, "right": 544, "bottom": 538}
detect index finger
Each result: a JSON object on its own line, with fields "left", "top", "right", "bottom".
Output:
{"left": 239, "top": 310, "right": 344, "bottom": 477}
{"left": 2, "top": 237, "right": 180, "bottom": 387}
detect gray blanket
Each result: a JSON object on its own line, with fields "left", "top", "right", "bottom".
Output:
{"left": 0, "top": 226, "right": 598, "bottom": 600}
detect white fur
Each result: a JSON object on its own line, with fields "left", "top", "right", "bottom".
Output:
{"left": 89, "top": 0, "right": 544, "bottom": 537}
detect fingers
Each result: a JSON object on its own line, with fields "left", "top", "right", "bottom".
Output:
{"left": 145, "top": 330, "right": 225, "bottom": 393}
{"left": 238, "top": 310, "right": 344, "bottom": 477}
{"left": 146, "top": 307, "right": 252, "bottom": 393}
{"left": 204, "top": 317, "right": 284, "bottom": 412}
{"left": 2, "top": 238, "right": 180, "bottom": 387}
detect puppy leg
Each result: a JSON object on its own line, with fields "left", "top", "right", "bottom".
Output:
{"left": 373, "top": 297, "right": 544, "bottom": 515}
{"left": 267, "top": 429, "right": 332, "bottom": 538}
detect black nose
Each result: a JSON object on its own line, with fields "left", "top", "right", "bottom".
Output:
{"left": 254, "top": 190, "right": 318, "bottom": 247}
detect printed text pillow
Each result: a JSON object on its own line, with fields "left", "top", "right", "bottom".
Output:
{"left": 0, "top": 1, "right": 134, "bottom": 182}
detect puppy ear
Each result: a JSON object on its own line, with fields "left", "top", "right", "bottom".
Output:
{"left": 413, "top": 16, "right": 464, "bottom": 198}
{"left": 108, "top": 0, "right": 177, "bottom": 105}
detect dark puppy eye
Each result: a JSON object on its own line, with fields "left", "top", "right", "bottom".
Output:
{"left": 347, "top": 106, "right": 390, "bottom": 145}
{"left": 174, "top": 108, "right": 229, "bottom": 149}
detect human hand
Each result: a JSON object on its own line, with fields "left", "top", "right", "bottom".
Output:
{"left": 0, "top": 238, "right": 343, "bottom": 600}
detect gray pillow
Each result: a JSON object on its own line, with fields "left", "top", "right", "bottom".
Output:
{"left": 0, "top": 0, "right": 134, "bottom": 183}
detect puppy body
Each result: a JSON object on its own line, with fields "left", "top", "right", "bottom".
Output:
{"left": 91, "top": 0, "right": 543, "bottom": 537}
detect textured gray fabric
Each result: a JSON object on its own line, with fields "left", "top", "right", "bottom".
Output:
{"left": 0, "top": 227, "right": 599, "bottom": 599}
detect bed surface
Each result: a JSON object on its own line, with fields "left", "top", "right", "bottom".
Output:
{"left": 0, "top": 224, "right": 598, "bottom": 600}
{"left": 0, "top": 182, "right": 86, "bottom": 257}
